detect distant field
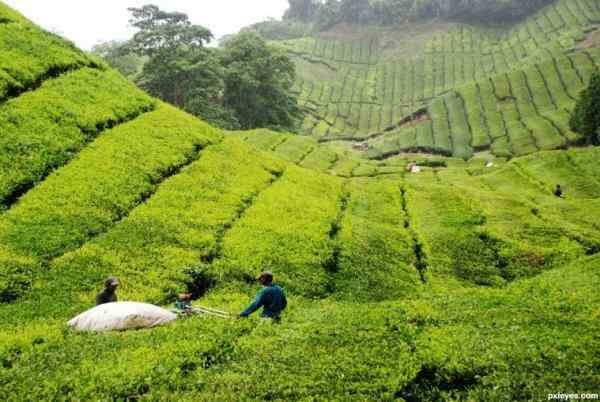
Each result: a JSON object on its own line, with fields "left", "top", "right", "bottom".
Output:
{"left": 276, "top": 0, "right": 600, "bottom": 159}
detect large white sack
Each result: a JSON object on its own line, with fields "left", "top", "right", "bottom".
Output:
{"left": 68, "top": 302, "right": 177, "bottom": 332}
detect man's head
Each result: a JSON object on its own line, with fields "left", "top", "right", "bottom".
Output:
{"left": 105, "top": 277, "right": 119, "bottom": 291}
{"left": 257, "top": 272, "right": 274, "bottom": 286}
{"left": 178, "top": 293, "right": 192, "bottom": 301}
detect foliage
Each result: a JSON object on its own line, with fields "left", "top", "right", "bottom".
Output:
{"left": 285, "top": 0, "right": 320, "bottom": 22}
{"left": 117, "top": 5, "right": 300, "bottom": 131}
{"left": 2, "top": 2, "right": 600, "bottom": 400}
{"left": 0, "top": 68, "right": 154, "bottom": 206}
{"left": 285, "top": 0, "right": 557, "bottom": 28}
{"left": 0, "top": 247, "right": 38, "bottom": 303}
{"left": 42, "top": 139, "right": 284, "bottom": 302}
{"left": 570, "top": 71, "right": 600, "bottom": 145}
{"left": 220, "top": 165, "right": 343, "bottom": 297}
{"left": 0, "top": 22, "right": 94, "bottom": 100}
{"left": 283, "top": 0, "right": 598, "bottom": 158}
{"left": 0, "top": 104, "right": 220, "bottom": 261}
{"left": 125, "top": 5, "right": 213, "bottom": 56}
{"left": 243, "top": 18, "right": 312, "bottom": 41}
{"left": 221, "top": 32, "right": 301, "bottom": 131}
{"left": 334, "top": 179, "right": 420, "bottom": 300}
{"left": 90, "top": 41, "right": 145, "bottom": 79}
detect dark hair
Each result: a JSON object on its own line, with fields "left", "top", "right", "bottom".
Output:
{"left": 105, "top": 277, "right": 119, "bottom": 288}
{"left": 259, "top": 272, "right": 274, "bottom": 284}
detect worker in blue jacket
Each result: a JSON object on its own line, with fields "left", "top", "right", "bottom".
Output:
{"left": 239, "top": 272, "right": 287, "bottom": 322}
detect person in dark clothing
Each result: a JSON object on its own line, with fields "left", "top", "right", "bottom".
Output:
{"left": 95, "top": 277, "right": 119, "bottom": 305}
{"left": 239, "top": 272, "right": 287, "bottom": 321}
{"left": 554, "top": 184, "right": 563, "bottom": 198}
{"left": 174, "top": 293, "right": 193, "bottom": 313}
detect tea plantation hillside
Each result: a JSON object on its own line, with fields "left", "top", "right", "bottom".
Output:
{"left": 278, "top": 0, "right": 600, "bottom": 160}
{"left": 1, "top": 2, "right": 600, "bottom": 401}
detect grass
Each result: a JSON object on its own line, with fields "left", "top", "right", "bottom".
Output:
{"left": 1, "top": 1, "right": 600, "bottom": 400}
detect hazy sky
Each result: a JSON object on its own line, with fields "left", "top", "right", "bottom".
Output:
{"left": 4, "top": 0, "right": 289, "bottom": 50}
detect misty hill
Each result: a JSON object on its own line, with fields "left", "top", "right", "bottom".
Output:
{"left": 256, "top": 0, "right": 600, "bottom": 160}
{"left": 1, "top": 1, "right": 600, "bottom": 400}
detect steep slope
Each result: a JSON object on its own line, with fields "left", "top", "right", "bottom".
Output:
{"left": 1, "top": 2, "right": 600, "bottom": 400}
{"left": 277, "top": 0, "right": 600, "bottom": 159}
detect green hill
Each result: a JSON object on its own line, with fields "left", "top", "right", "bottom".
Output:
{"left": 277, "top": 0, "right": 600, "bottom": 160}
{"left": 1, "top": 1, "right": 600, "bottom": 400}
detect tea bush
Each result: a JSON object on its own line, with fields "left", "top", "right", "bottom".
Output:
{"left": 0, "top": 104, "right": 220, "bottom": 260}
{"left": 0, "top": 23, "right": 94, "bottom": 100}
{"left": 0, "top": 68, "right": 155, "bottom": 206}
{"left": 1, "top": 2, "right": 600, "bottom": 399}
{"left": 49, "top": 138, "right": 284, "bottom": 303}
{"left": 220, "top": 166, "right": 343, "bottom": 297}
{"left": 334, "top": 179, "right": 421, "bottom": 301}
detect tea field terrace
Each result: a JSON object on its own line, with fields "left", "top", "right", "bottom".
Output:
{"left": 1, "top": 1, "right": 600, "bottom": 400}
{"left": 277, "top": 0, "right": 600, "bottom": 160}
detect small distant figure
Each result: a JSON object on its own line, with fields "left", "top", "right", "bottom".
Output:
{"left": 485, "top": 161, "right": 495, "bottom": 168}
{"left": 406, "top": 161, "right": 420, "bottom": 173}
{"left": 554, "top": 184, "right": 564, "bottom": 198}
{"left": 239, "top": 272, "right": 287, "bottom": 322}
{"left": 96, "top": 277, "right": 119, "bottom": 306}
{"left": 174, "top": 293, "right": 193, "bottom": 312}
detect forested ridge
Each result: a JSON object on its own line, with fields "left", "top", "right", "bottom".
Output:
{"left": 285, "top": 0, "right": 556, "bottom": 29}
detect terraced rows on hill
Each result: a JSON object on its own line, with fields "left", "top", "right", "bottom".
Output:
{"left": 2, "top": 2, "right": 600, "bottom": 400}
{"left": 277, "top": 0, "right": 600, "bottom": 159}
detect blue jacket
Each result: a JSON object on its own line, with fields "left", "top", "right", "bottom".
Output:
{"left": 240, "top": 284, "right": 287, "bottom": 319}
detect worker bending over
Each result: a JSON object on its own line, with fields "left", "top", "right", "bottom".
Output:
{"left": 96, "top": 277, "right": 119, "bottom": 305}
{"left": 239, "top": 272, "right": 287, "bottom": 322}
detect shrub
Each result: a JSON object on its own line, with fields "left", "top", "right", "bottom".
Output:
{"left": 0, "top": 68, "right": 155, "bottom": 206}
{"left": 570, "top": 72, "right": 600, "bottom": 145}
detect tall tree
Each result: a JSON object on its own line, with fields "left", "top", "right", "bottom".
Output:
{"left": 221, "top": 32, "right": 300, "bottom": 130}
{"left": 91, "top": 40, "right": 145, "bottom": 79}
{"left": 571, "top": 72, "right": 600, "bottom": 145}
{"left": 284, "top": 0, "right": 319, "bottom": 21}
{"left": 126, "top": 5, "right": 212, "bottom": 56}
{"left": 123, "top": 5, "right": 237, "bottom": 128}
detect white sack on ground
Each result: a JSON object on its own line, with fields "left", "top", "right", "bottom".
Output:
{"left": 68, "top": 302, "right": 177, "bottom": 332}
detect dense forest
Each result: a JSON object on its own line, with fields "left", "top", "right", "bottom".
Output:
{"left": 285, "top": 0, "right": 556, "bottom": 28}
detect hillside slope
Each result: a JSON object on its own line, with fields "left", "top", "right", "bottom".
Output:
{"left": 278, "top": 0, "right": 600, "bottom": 159}
{"left": 1, "top": 2, "right": 600, "bottom": 400}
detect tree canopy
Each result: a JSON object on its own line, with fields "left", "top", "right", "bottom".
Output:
{"left": 126, "top": 5, "right": 213, "bottom": 56}
{"left": 571, "top": 72, "right": 600, "bottom": 146}
{"left": 91, "top": 41, "right": 145, "bottom": 79}
{"left": 221, "top": 33, "right": 300, "bottom": 130}
{"left": 106, "top": 5, "right": 300, "bottom": 131}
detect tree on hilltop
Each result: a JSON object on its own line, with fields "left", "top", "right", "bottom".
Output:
{"left": 122, "top": 5, "right": 234, "bottom": 126}
{"left": 126, "top": 5, "right": 213, "bottom": 56}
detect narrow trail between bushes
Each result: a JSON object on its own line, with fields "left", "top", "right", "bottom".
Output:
{"left": 322, "top": 182, "right": 351, "bottom": 293}
{"left": 200, "top": 168, "right": 286, "bottom": 267}
{"left": 400, "top": 186, "right": 428, "bottom": 284}
{"left": 296, "top": 147, "right": 317, "bottom": 165}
